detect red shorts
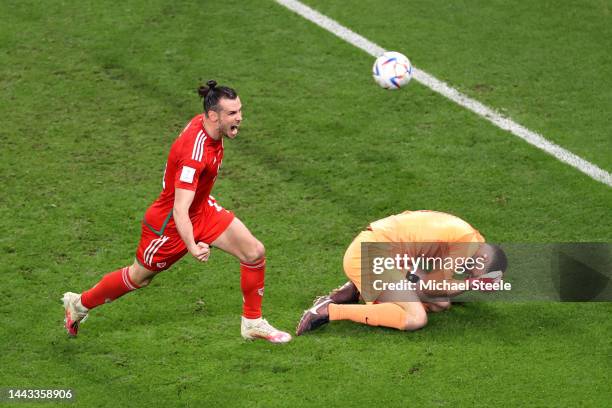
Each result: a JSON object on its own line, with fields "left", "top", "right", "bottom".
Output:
{"left": 135, "top": 196, "right": 235, "bottom": 271}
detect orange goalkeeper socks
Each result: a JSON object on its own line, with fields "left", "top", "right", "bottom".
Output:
{"left": 328, "top": 303, "right": 407, "bottom": 330}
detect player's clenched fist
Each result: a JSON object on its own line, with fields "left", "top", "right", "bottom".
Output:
{"left": 189, "top": 242, "right": 210, "bottom": 262}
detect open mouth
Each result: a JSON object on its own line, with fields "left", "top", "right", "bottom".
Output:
{"left": 229, "top": 124, "right": 240, "bottom": 136}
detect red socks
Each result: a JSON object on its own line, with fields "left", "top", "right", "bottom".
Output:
{"left": 80, "top": 266, "right": 140, "bottom": 309}
{"left": 240, "top": 258, "right": 265, "bottom": 318}
{"left": 81, "top": 260, "right": 265, "bottom": 318}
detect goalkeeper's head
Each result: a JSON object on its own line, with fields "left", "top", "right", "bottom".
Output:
{"left": 470, "top": 243, "right": 508, "bottom": 278}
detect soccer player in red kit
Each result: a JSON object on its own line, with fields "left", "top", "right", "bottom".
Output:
{"left": 62, "top": 80, "right": 292, "bottom": 343}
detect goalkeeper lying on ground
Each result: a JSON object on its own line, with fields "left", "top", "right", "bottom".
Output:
{"left": 296, "top": 210, "right": 507, "bottom": 335}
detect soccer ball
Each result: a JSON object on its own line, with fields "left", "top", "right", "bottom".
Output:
{"left": 372, "top": 51, "right": 413, "bottom": 90}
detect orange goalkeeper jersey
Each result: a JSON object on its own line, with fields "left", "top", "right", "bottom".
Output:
{"left": 367, "top": 210, "right": 485, "bottom": 260}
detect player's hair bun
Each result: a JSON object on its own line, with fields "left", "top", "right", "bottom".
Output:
{"left": 197, "top": 80, "right": 218, "bottom": 98}
{"left": 197, "top": 80, "right": 237, "bottom": 112}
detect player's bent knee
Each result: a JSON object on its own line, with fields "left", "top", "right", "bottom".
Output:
{"left": 128, "top": 262, "right": 158, "bottom": 288}
{"left": 402, "top": 309, "right": 428, "bottom": 331}
{"left": 242, "top": 240, "right": 265, "bottom": 263}
{"left": 135, "top": 277, "right": 152, "bottom": 287}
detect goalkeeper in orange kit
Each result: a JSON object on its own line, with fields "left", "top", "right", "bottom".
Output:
{"left": 296, "top": 210, "right": 507, "bottom": 335}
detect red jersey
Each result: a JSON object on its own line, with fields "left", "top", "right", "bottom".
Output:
{"left": 143, "top": 114, "right": 224, "bottom": 235}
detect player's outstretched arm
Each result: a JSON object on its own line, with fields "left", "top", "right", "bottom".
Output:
{"left": 174, "top": 188, "right": 210, "bottom": 262}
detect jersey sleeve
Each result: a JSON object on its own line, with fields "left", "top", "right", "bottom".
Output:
{"left": 174, "top": 157, "right": 205, "bottom": 191}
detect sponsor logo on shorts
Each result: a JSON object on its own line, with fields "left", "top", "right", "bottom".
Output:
{"left": 258, "top": 287, "right": 264, "bottom": 297}
{"left": 157, "top": 262, "right": 167, "bottom": 269}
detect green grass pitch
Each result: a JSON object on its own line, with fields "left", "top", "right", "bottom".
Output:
{"left": 1, "top": 0, "right": 610, "bottom": 406}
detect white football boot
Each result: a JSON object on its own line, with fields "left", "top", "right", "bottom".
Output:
{"left": 62, "top": 292, "right": 89, "bottom": 337}
{"left": 241, "top": 317, "right": 292, "bottom": 343}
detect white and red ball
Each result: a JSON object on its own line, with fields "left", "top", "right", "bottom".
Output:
{"left": 372, "top": 51, "right": 413, "bottom": 90}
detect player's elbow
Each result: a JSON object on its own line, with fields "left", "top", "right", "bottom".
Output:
{"left": 172, "top": 206, "right": 186, "bottom": 218}
{"left": 402, "top": 309, "right": 428, "bottom": 331}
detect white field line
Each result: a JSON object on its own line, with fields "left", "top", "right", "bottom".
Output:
{"left": 275, "top": 0, "right": 612, "bottom": 187}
